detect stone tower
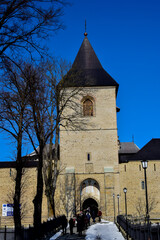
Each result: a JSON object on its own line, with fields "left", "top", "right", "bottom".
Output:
{"left": 58, "top": 33, "right": 120, "bottom": 220}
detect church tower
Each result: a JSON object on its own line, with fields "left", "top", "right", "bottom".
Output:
{"left": 58, "top": 32, "right": 120, "bottom": 220}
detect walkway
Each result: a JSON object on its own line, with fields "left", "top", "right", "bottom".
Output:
{"left": 49, "top": 224, "right": 86, "bottom": 240}
{"left": 56, "top": 233, "right": 85, "bottom": 240}
{"left": 49, "top": 220, "right": 124, "bottom": 240}
{"left": 56, "top": 227, "right": 86, "bottom": 240}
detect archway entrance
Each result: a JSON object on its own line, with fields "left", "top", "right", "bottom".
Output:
{"left": 80, "top": 179, "right": 100, "bottom": 216}
{"left": 82, "top": 198, "right": 98, "bottom": 216}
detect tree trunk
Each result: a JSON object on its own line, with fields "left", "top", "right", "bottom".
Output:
{"left": 14, "top": 139, "right": 22, "bottom": 238}
{"left": 49, "top": 190, "right": 56, "bottom": 217}
{"left": 51, "top": 120, "right": 59, "bottom": 217}
{"left": 33, "top": 147, "right": 43, "bottom": 236}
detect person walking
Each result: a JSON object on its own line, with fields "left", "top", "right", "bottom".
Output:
{"left": 86, "top": 211, "right": 91, "bottom": 226}
{"left": 98, "top": 210, "right": 102, "bottom": 222}
{"left": 62, "top": 216, "right": 68, "bottom": 235}
{"left": 69, "top": 217, "right": 74, "bottom": 235}
{"left": 77, "top": 215, "right": 83, "bottom": 236}
{"left": 92, "top": 211, "right": 96, "bottom": 223}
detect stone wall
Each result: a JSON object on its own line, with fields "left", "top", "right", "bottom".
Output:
{"left": 0, "top": 167, "right": 48, "bottom": 227}
{"left": 119, "top": 160, "right": 160, "bottom": 218}
{"left": 0, "top": 158, "right": 160, "bottom": 226}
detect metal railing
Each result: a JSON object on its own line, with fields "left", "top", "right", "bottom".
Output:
{"left": 117, "top": 215, "right": 160, "bottom": 240}
{"left": 0, "top": 215, "right": 65, "bottom": 240}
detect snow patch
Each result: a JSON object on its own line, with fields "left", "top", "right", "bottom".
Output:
{"left": 85, "top": 222, "right": 124, "bottom": 240}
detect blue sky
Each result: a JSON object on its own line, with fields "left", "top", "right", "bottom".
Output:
{"left": 0, "top": 0, "right": 160, "bottom": 160}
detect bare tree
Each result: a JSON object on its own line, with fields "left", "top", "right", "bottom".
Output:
{"left": 0, "top": 58, "right": 87, "bottom": 233}
{"left": 135, "top": 196, "right": 159, "bottom": 218}
{"left": 23, "top": 61, "right": 70, "bottom": 233}
{"left": 0, "top": 61, "right": 32, "bottom": 234}
{"left": 0, "top": 60, "right": 58, "bottom": 233}
{"left": 42, "top": 60, "right": 87, "bottom": 218}
{"left": 0, "top": 0, "right": 67, "bottom": 64}
{"left": 23, "top": 63, "right": 49, "bottom": 233}
{"left": 0, "top": 0, "right": 68, "bottom": 233}
{"left": 0, "top": 61, "right": 54, "bottom": 233}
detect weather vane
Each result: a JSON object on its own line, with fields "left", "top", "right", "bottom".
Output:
{"left": 84, "top": 20, "right": 88, "bottom": 36}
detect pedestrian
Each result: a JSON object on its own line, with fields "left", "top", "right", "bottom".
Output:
{"left": 62, "top": 215, "right": 68, "bottom": 235}
{"left": 69, "top": 217, "right": 74, "bottom": 235}
{"left": 98, "top": 210, "right": 102, "bottom": 222}
{"left": 92, "top": 211, "right": 96, "bottom": 223}
{"left": 86, "top": 211, "right": 91, "bottom": 226}
{"left": 81, "top": 212, "right": 86, "bottom": 230}
{"left": 77, "top": 215, "right": 83, "bottom": 236}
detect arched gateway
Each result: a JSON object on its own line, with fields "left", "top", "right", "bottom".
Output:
{"left": 80, "top": 179, "right": 100, "bottom": 216}
{"left": 82, "top": 198, "right": 98, "bottom": 216}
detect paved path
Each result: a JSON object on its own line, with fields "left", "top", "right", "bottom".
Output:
{"left": 56, "top": 226, "right": 86, "bottom": 240}
{"left": 56, "top": 232, "right": 86, "bottom": 240}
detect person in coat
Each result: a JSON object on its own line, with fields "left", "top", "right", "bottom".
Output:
{"left": 69, "top": 217, "right": 74, "bottom": 235}
{"left": 62, "top": 216, "right": 68, "bottom": 235}
{"left": 77, "top": 215, "right": 83, "bottom": 236}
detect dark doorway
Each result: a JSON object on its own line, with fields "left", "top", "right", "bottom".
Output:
{"left": 82, "top": 198, "right": 98, "bottom": 216}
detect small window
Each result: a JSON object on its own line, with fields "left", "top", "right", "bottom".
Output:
{"left": 124, "top": 165, "right": 126, "bottom": 172}
{"left": 83, "top": 99, "right": 93, "bottom": 116}
{"left": 10, "top": 168, "right": 12, "bottom": 177}
{"left": 154, "top": 164, "right": 156, "bottom": 171}
{"left": 87, "top": 153, "right": 90, "bottom": 161}
{"left": 139, "top": 165, "right": 141, "bottom": 171}
{"left": 141, "top": 181, "right": 145, "bottom": 190}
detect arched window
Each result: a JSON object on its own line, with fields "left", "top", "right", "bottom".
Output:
{"left": 83, "top": 99, "right": 93, "bottom": 116}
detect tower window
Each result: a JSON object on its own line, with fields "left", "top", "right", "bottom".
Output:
{"left": 83, "top": 99, "right": 93, "bottom": 116}
{"left": 141, "top": 181, "right": 145, "bottom": 190}
{"left": 124, "top": 165, "right": 126, "bottom": 172}
{"left": 154, "top": 164, "right": 156, "bottom": 171}
{"left": 87, "top": 153, "right": 91, "bottom": 161}
{"left": 139, "top": 165, "right": 141, "bottom": 171}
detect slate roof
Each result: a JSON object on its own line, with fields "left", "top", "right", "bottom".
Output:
{"left": 129, "top": 138, "right": 160, "bottom": 161}
{"left": 119, "top": 142, "right": 139, "bottom": 154}
{"left": 119, "top": 142, "right": 140, "bottom": 163}
{"left": 64, "top": 35, "right": 119, "bottom": 92}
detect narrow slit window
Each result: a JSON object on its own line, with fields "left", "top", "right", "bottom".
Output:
{"left": 124, "top": 165, "right": 126, "bottom": 172}
{"left": 139, "top": 165, "right": 141, "bottom": 171}
{"left": 141, "top": 181, "right": 145, "bottom": 189}
{"left": 154, "top": 164, "right": 156, "bottom": 171}
{"left": 87, "top": 153, "right": 90, "bottom": 161}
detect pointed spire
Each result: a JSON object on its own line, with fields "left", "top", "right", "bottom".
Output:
{"left": 84, "top": 20, "right": 88, "bottom": 36}
{"left": 64, "top": 31, "right": 119, "bottom": 92}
